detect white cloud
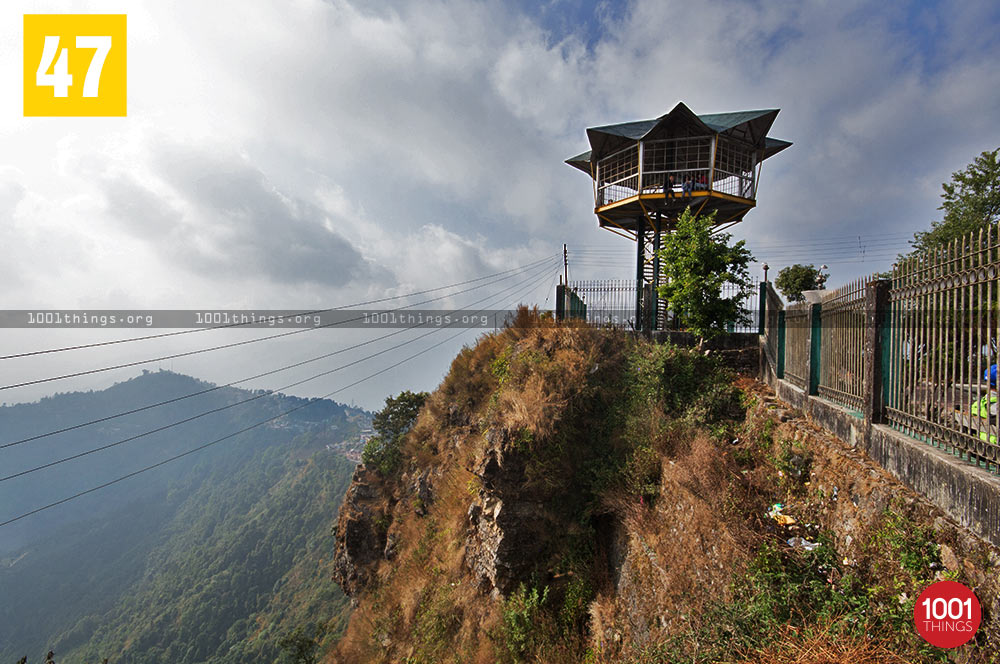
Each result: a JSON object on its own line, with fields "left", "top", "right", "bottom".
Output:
{"left": 1, "top": 0, "right": 999, "bottom": 407}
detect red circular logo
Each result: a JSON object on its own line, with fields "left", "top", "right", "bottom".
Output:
{"left": 914, "top": 581, "right": 981, "bottom": 648}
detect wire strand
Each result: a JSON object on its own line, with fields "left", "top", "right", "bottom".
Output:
{"left": 0, "top": 256, "right": 559, "bottom": 392}
{"left": 0, "top": 254, "right": 560, "bottom": 361}
{"left": 0, "top": 261, "right": 558, "bottom": 481}
{"left": 0, "top": 264, "right": 555, "bottom": 528}
{"left": 0, "top": 260, "right": 557, "bottom": 450}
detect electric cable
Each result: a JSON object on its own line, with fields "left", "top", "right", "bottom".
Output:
{"left": 0, "top": 262, "right": 555, "bottom": 528}
{"left": 0, "top": 259, "right": 557, "bottom": 449}
{"left": 0, "top": 255, "right": 560, "bottom": 392}
{"left": 0, "top": 260, "right": 559, "bottom": 481}
{"left": 0, "top": 254, "right": 559, "bottom": 361}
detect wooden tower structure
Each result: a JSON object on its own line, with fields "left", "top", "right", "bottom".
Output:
{"left": 566, "top": 101, "right": 791, "bottom": 332}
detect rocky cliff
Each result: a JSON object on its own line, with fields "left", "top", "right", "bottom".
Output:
{"left": 328, "top": 317, "right": 999, "bottom": 663}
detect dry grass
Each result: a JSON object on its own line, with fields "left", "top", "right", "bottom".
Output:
{"left": 332, "top": 314, "right": 622, "bottom": 663}
{"left": 736, "top": 625, "right": 915, "bottom": 664}
{"left": 587, "top": 428, "right": 754, "bottom": 659}
{"left": 334, "top": 318, "right": 962, "bottom": 664}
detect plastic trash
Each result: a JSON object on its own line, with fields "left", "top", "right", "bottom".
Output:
{"left": 787, "top": 537, "right": 820, "bottom": 551}
{"left": 767, "top": 503, "right": 797, "bottom": 526}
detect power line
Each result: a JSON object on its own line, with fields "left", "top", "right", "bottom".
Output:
{"left": 571, "top": 238, "right": 915, "bottom": 254}
{"left": 756, "top": 251, "right": 908, "bottom": 261}
{"left": 0, "top": 254, "right": 560, "bottom": 361}
{"left": 570, "top": 232, "right": 915, "bottom": 249}
{"left": 0, "top": 261, "right": 559, "bottom": 481}
{"left": 0, "top": 256, "right": 560, "bottom": 392}
{"left": 0, "top": 263, "right": 555, "bottom": 528}
{"left": 572, "top": 242, "right": 914, "bottom": 258}
{"left": 0, "top": 260, "right": 558, "bottom": 450}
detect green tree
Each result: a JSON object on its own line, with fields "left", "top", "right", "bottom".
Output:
{"left": 361, "top": 390, "right": 428, "bottom": 475}
{"left": 911, "top": 148, "right": 1000, "bottom": 254}
{"left": 774, "top": 263, "right": 827, "bottom": 303}
{"left": 278, "top": 624, "right": 325, "bottom": 664}
{"left": 657, "top": 208, "right": 755, "bottom": 348}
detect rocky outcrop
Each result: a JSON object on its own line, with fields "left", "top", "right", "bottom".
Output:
{"left": 463, "top": 436, "right": 561, "bottom": 596}
{"left": 331, "top": 466, "right": 392, "bottom": 597}
{"left": 332, "top": 424, "right": 563, "bottom": 601}
{"left": 331, "top": 460, "right": 446, "bottom": 596}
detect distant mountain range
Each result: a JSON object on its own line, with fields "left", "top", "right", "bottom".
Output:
{"left": 0, "top": 370, "right": 368, "bottom": 663}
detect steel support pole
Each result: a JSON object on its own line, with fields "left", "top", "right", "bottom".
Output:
{"left": 635, "top": 219, "right": 645, "bottom": 332}
{"left": 652, "top": 211, "right": 661, "bottom": 331}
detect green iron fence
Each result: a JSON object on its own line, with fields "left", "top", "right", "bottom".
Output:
{"left": 783, "top": 303, "right": 810, "bottom": 390}
{"left": 759, "top": 224, "right": 1000, "bottom": 474}
{"left": 886, "top": 227, "right": 1000, "bottom": 468}
{"left": 762, "top": 282, "right": 783, "bottom": 372}
{"left": 818, "top": 278, "right": 870, "bottom": 411}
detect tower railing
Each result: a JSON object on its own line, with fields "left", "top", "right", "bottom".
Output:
{"left": 596, "top": 144, "right": 639, "bottom": 207}
{"left": 595, "top": 136, "right": 758, "bottom": 208}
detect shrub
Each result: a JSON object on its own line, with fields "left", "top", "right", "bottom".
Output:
{"left": 361, "top": 390, "right": 428, "bottom": 475}
{"left": 502, "top": 584, "right": 549, "bottom": 661}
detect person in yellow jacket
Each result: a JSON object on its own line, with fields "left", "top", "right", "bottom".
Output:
{"left": 973, "top": 364, "right": 998, "bottom": 444}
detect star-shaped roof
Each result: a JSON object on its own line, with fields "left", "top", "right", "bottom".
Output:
{"left": 566, "top": 101, "right": 791, "bottom": 175}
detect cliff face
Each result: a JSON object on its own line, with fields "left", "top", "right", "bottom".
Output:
{"left": 331, "top": 465, "right": 393, "bottom": 597}
{"left": 331, "top": 321, "right": 628, "bottom": 662}
{"left": 329, "top": 320, "right": 1000, "bottom": 663}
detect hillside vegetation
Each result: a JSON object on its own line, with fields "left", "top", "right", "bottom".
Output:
{"left": 329, "top": 311, "right": 999, "bottom": 663}
{"left": 0, "top": 372, "right": 366, "bottom": 664}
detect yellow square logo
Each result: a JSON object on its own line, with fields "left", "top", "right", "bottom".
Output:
{"left": 23, "top": 14, "right": 127, "bottom": 117}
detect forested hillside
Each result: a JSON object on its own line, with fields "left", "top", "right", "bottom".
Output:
{"left": 0, "top": 371, "right": 367, "bottom": 663}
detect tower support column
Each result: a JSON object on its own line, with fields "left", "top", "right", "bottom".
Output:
{"left": 652, "top": 211, "right": 661, "bottom": 331}
{"left": 635, "top": 218, "right": 645, "bottom": 333}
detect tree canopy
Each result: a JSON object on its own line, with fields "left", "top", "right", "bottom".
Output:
{"left": 362, "top": 390, "right": 429, "bottom": 475}
{"left": 910, "top": 148, "right": 1000, "bottom": 254}
{"left": 656, "top": 208, "right": 755, "bottom": 346}
{"left": 774, "top": 264, "right": 828, "bottom": 303}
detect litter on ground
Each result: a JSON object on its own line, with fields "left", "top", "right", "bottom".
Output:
{"left": 786, "top": 537, "right": 821, "bottom": 551}
{"left": 767, "top": 503, "right": 797, "bottom": 526}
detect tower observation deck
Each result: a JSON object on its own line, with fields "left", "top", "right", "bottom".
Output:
{"left": 566, "top": 101, "right": 791, "bottom": 331}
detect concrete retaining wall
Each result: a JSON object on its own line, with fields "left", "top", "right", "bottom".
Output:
{"left": 760, "top": 340, "right": 1000, "bottom": 548}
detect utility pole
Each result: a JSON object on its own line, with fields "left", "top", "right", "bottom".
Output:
{"left": 563, "top": 244, "right": 569, "bottom": 286}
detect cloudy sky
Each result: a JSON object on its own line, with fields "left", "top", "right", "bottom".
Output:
{"left": 2, "top": 0, "right": 1000, "bottom": 410}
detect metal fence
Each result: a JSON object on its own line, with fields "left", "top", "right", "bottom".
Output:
{"left": 566, "top": 280, "right": 637, "bottom": 329}
{"left": 886, "top": 227, "right": 1000, "bottom": 468}
{"left": 564, "top": 278, "right": 760, "bottom": 332}
{"left": 721, "top": 280, "right": 761, "bottom": 333}
{"left": 783, "top": 304, "right": 810, "bottom": 390}
{"left": 763, "top": 282, "right": 783, "bottom": 368}
{"left": 818, "top": 278, "right": 870, "bottom": 411}
{"left": 760, "top": 224, "right": 1000, "bottom": 474}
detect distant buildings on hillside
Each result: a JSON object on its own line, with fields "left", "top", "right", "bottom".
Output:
{"left": 325, "top": 427, "right": 375, "bottom": 464}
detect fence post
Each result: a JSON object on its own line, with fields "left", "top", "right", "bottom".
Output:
{"left": 777, "top": 310, "right": 786, "bottom": 379}
{"left": 807, "top": 303, "right": 822, "bottom": 395}
{"left": 757, "top": 282, "right": 767, "bottom": 336}
{"left": 863, "top": 279, "right": 891, "bottom": 427}
{"left": 555, "top": 284, "right": 566, "bottom": 321}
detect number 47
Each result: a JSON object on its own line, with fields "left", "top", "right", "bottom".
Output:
{"left": 36, "top": 35, "right": 112, "bottom": 98}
